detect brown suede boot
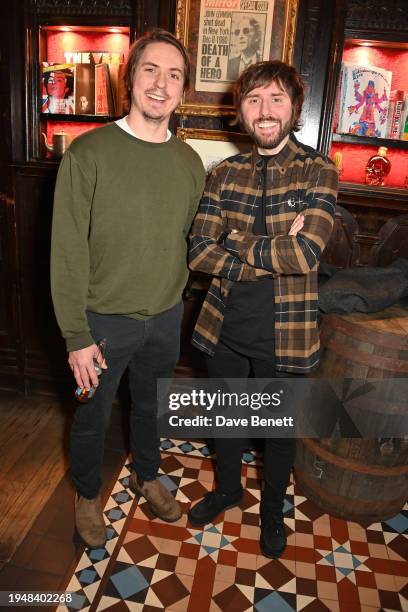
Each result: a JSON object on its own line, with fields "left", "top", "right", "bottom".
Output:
{"left": 129, "top": 472, "right": 182, "bottom": 522}
{"left": 75, "top": 494, "right": 106, "bottom": 548}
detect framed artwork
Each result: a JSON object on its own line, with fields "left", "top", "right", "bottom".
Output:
{"left": 177, "top": 127, "right": 252, "bottom": 172}
{"left": 175, "top": 0, "right": 299, "bottom": 116}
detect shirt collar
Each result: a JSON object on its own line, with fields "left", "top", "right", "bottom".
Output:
{"left": 115, "top": 115, "right": 172, "bottom": 142}
{"left": 251, "top": 132, "right": 299, "bottom": 175}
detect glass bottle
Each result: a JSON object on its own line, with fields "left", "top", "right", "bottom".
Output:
{"left": 75, "top": 338, "right": 107, "bottom": 402}
{"left": 365, "top": 146, "right": 391, "bottom": 186}
{"left": 333, "top": 151, "right": 343, "bottom": 177}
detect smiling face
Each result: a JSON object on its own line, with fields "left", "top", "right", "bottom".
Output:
{"left": 129, "top": 41, "right": 185, "bottom": 127}
{"left": 240, "top": 79, "right": 294, "bottom": 154}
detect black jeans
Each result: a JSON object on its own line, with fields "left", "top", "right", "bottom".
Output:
{"left": 206, "top": 342, "right": 297, "bottom": 515}
{"left": 70, "top": 302, "right": 183, "bottom": 499}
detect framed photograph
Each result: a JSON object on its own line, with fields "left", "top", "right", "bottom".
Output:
{"left": 175, "top": 0, "right": 299, "bottom": 116}
{"left": 177, "top": 127, "right": 251, "bottom": 173}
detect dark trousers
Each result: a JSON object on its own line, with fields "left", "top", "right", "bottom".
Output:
{"left": 70, "top": 302, "right": 183, "bottom": 499}
{"left": 206, "top": 342, "right": 297, "bottom": 515}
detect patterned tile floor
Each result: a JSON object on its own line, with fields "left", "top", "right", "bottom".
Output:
{"left": 60, "top": 440, "right": 408, "bottom": 611}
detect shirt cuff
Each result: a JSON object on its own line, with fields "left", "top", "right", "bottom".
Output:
{"left": 65, "top": 331, "right": 95, "bottom": 352}
{"left": 224, "top": 232, "right": 250, "bottom": 258}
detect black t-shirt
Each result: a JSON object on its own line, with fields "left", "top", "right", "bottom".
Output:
{"left": 219, "top": 155, "right": 276, "bottom": 359}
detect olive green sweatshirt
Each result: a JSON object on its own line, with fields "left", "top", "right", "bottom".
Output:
{"left": 50, "top": 123, "right": 205, "bottom": 352}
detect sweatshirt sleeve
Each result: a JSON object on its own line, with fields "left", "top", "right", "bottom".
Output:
{"left": 183, "top": 160, "right": 206, "bottom": 237}
{"left": 50, "top": 149, "right": 95, "bottom": 352}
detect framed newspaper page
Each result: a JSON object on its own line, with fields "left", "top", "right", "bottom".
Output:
{"left": 177, "top": 127, "right": 251, "bottom": 173}
{"left": 175, "top": 0, "right": 299, "bottom": 116}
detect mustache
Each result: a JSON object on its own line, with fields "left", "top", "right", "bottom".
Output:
{"left": 255, "top": 117, "right": 282, "bottom": 125}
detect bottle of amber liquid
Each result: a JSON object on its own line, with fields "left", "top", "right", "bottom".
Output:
{"left": 365, "top": 146, "right": 391, "bottom": 186}
{"left": 75, "top": 338, "right": 107, "bottom": 402}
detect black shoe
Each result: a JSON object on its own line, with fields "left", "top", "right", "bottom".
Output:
{"left": 188, "top": 489, "right": 243, "bottom": 526}
{"left": 260, "top": 513, "right": 287, "bottom": 559}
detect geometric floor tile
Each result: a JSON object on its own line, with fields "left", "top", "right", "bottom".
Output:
{"left": 61, "top": 442, "right": 408, "bottom": 611}
{"left": 255, "top": 590, "right": 297, "bottom": 611}
{"left": 213, "top": 583, "right": 253, "bottom": 610}
{"left": 186, "top": 524, "right": 237, "bottom": 561}
{"left": 317, "top": 547, "right": 371, "bottom": 585}
{"left": 382, "top": 511, "right": 408, "bottom": 535}
{"left": 108, "top": 563, "right": 152, "bottom": 599}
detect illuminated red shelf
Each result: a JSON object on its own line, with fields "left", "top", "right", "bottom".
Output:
{"left": 332, "top": 133, "right": 408, "bottom": 151}
{"left": 41, "top": 113, "right": 118, "bottom": 122}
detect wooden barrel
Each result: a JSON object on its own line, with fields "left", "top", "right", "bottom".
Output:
{"left": 295, "top": 305, "right": 408, "bottom": 525}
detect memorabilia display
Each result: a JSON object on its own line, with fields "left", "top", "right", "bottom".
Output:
{"left": 41, "top": 63, "right": 75, "bottom": 114}
{"left": 195, "top": 0, "right": 274, "bottom": 93}
{"left": 41, "top": 57, "right": 124, "bottom": 116}
{"left": 385, "top": 90, "right": 405, "bottom": 139}
{"left": 337, "top": 62, "right": 392, "bottom": 138}
{"left": 365, "top": 146, "right": 391, "bottom": 186}
{"left": 73, "top": 64, "right": 96, "bottom": 115}
{"left": 94, "top": 63, "right": 114, "bottom": 115}
{"left": 175, "top": 0, "right": 298, "bottom": 115}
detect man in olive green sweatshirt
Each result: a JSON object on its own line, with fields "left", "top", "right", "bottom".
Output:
{"left": 51, "top": 29, "right": 205, "bottom": 548}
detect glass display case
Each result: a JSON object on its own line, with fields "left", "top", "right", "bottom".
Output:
{"left": 330, "top": 35, "right": 408, "bottom": 189}
{"left": 317, "top": 0, "right": 408, "bottom": 265}
{"left": 36, "top": 24, "right": 131, "bottom": 160}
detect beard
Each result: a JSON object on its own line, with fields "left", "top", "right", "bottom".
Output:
{"left": 142, "top": 111, "right": 165, "bottom": 123}
{"left": 130, "top": 89, "right": 170, "bottom": 124}
{"left": 243, "top": 115, "right": 294, "bottom": 151}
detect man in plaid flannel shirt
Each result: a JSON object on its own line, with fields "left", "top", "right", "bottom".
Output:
{"left": 187, "top": 60, "right": 338, "bottom": 558}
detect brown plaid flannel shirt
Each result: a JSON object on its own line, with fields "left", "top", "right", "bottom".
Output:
{"left": 189, "top": 134, "right": 338, "bottom": 373}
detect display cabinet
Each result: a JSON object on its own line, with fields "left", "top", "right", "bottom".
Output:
{"left": 330, "top": 35, "right": 407, "bottom": 188}
{"left": 31, "top": 23, "right": 133, "bottom": 160}
{"left": 320, "top": 0, "right": 408, "bottom": 264}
